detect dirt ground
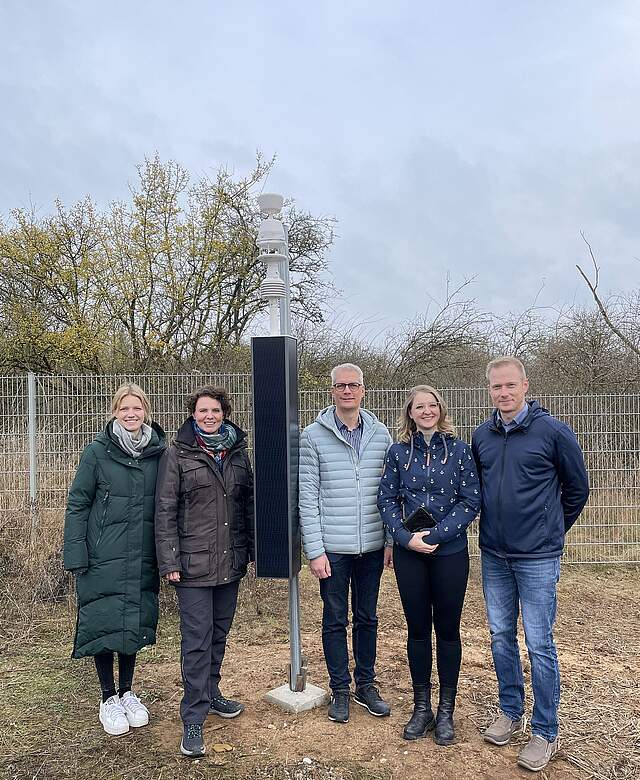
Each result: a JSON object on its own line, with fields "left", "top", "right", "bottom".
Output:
{"left": 1, "top": 562, "right": 639, "bottom": 780}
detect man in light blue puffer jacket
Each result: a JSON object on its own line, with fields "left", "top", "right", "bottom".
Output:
{"left": 299, "top": 363, "right": 393, "bottom": 725}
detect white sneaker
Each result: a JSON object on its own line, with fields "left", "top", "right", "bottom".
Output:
{"left": 99, "top": 695, "right": 130, "bottom": 736}
{"left": 120, "top": 691, "right": 150, "bottom": 728}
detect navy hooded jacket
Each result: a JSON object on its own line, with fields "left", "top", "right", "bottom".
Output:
{"left": 471, "top": 400, "right": 589, "bottom": 559}
{"left": 378, "top": 431, "right": 480, "bottom": 556}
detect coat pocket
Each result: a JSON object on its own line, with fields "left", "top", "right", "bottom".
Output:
{"left": 232, "top": 543, "right": 248, "bottom": 572}
{"left": 179, "top": 537, "right": 210, "bottom": 579}
{"left": 232, "top": 461, "right": 250, "bottom": 487}
{"left": 182, "top": 461, "right": 210, "bottom": 492}
{"left": 95, "top": 491, "right": 110, "bottom": 548}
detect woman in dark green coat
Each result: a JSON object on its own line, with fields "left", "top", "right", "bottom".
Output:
{"left": 64, "top": 383, "right": 166, "bottom": 737}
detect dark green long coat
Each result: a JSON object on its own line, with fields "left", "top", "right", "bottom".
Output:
{"left": 63, "top": 421, "right": 166, "bottom": 658}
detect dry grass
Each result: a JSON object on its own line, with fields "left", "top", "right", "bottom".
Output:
{"left": 1, "top": 563, "right": 639, "bottom": 780}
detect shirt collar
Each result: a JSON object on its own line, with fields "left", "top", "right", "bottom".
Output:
{"left": 334, "top": 410, "right": 362, "bottom": 432}
{"left": 498, "top": 402, "right": 529, "bottom": 428}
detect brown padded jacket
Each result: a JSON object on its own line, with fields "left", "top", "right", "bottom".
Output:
{"left": 154, "top": 418, "right": 254, "bottom": 587}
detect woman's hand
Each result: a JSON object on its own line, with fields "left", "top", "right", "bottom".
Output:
{"left": 164, "top": 571, "right": 181, "bottom": 582}
{"left": 384, "top": 546, "right": 394, "bottom": 569}
{"left": 407, "top": 533, "right": 439, "bottom": 554}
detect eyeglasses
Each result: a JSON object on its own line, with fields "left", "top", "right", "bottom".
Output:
{"left": 332, "top": 382, "right": 363, "bottom": 391}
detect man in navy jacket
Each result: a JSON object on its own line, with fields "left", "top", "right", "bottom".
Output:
{"left": 472, "top": 357, "right": 589, "bottom": 772}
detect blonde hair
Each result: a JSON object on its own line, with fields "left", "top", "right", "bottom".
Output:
{"left": 397, "top": 385, "right": 456, "bottom": 443}
{"left": 111, "top": 383, "right": 151, "bottom": 424}
{"left": 485, "top": 356, "right": 527, "bottom": 381}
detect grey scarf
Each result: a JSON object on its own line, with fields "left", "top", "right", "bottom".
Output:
{"left": 112, "top": 419, "right": 152, "bottom": 458}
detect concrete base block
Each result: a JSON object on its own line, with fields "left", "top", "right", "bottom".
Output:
{"left": 263, "top": 683, "right": 330, "bottom": 714}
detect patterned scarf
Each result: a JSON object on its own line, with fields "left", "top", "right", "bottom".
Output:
{"left": 192, "top": 419, "right": 237, "bottom": 470}
{"left": 112, "top": 419, "right": 152, "bottom": 458}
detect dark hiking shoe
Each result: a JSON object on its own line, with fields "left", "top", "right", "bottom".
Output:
{"left": 483, "top": 712, "right": 526, "bottom": 746}
{"left": 180, "top": 723, "right": 205, "bottom": 757}
{"left": 517, "top": 735, "right": 559, "bottom": 771}
{"left": 353, "top": 684, "right": 391, "bottom": 717}
{"left": 209, "top": 694, "right": 245, "bottom": 719}
{"left": 328, "top": 689, "right": 350, "bottom": 723}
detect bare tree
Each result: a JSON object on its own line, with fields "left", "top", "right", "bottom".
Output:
{"left": 576, "top": 232, "right": 640, "bottom": 359}
{"left": 386, "top": 276, "right": 491, "bottom": 386}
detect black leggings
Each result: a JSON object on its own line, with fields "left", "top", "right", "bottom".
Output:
{"left": 393, "top": 545, "right": 469, "bottom": 688}
{"left": 94, "top": 652, "right": 137, "bottom": 702}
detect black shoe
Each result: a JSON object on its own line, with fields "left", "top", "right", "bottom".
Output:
{"left": 434, "top": 686, "right": 456, "bottom": 746}
{"left": 209, "top": 694, "right": 245, "bottom": 719}
{"left": 328, "top": 689, "right": 350, "bottom": 723}
{"left": 354, "top": 684, "right": 391, "bottom": 718}
{"left": 403, "top": 684, "right": 436, "bottom": 740}
{"left": 180, "top": 723, "right": 205, "bottom": 757}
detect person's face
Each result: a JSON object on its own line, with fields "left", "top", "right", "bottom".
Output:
{"left": 330, "top": 369, "right": 365, "bottom": 415}
{"left": 193, "top": 396, "right": 224, "bottom": 434}
{"left": 488, "top": 364, "right": 529, "bottom": 416}
{"left": 409, "top": 391, "right": 441, "bottom": 434}
{"left": 115, "top": 394, "right": 146, "bottom": 434}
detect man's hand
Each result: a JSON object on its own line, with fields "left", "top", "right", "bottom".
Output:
{"left": 164, "top": 571, "right": 181, "bottom": 582}
{"left": 309, "top": 554, "right": 332, "bottom": 579}
{"left": 407, "top": 534, "right": 439, "bottom": 554}
{"left": 384, "top": 546, "right": 394, "bottom": 569}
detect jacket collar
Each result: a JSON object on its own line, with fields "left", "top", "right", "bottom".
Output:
{"left": 411, "top": 430, "right": 450, "bottom": 451}
{"left": 174, "top": 417, "right": 246, "bottom": 451}
{"left": 98, "top": 420, "right": 166, "bottom": 459}
{"left": 317, "top": 405, "right": 378, "bottom": 433}
{"left": 316, "top": 405, "right": 380, "bottom": 448}
{"left": 488, "top": 399, "right": 548, "bottom": 433}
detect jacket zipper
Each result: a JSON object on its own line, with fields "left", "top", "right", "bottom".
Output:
{"left": 497, "top": 435, "right": 508, "bottom": 552}
{"left": 352, "top": 450, "right": 362, "bottom": 553}
{"left": 425, "top": 448, "right": 432, "bottom": 513}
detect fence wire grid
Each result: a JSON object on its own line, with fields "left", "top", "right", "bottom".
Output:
{"left": 1, "top": 373, "right": 639, "bottom": 565}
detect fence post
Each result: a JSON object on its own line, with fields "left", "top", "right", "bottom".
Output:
{"left": 28, "top": 371, "right": 38, "bottom": 548}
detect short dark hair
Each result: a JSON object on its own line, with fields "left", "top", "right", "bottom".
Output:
{"left": 186, "top": 386, "right": 232, "bottom": 417}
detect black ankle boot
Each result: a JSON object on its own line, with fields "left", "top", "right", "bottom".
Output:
{"left": 403, "top": 684, "right": 436, "bottom": 740}
{"left": 434, "top": 686, "right": 456, "bottom": 745}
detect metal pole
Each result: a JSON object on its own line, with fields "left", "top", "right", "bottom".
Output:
{"left": 288, "top": 566, "right": 306, "bottom": 691}
{"left": 280, "top": 228, "right": 304, "bottom": 691}
{"left": 27, "top": 372, "right": 38, "bottom": 547}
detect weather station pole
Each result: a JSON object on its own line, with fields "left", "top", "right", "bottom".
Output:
{"left": 251, "top": 194, "right": 328, "bottom": 712}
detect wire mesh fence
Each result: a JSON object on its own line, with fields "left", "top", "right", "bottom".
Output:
{"left": 1, "top": 373, "right": 639, "bottom": 565}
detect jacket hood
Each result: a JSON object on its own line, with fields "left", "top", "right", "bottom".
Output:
{"left": 315, "top": 405, "right": 381, "bottom": 434}
{"left": 410, "top": 430, "right": 454, "bottom": 450}
{"left": 489, "top": 399, "right": 549, "bottom": 432}
{"left": 174, "top": 417, "right": 247, "bottom": 448}
{"left": 404, "top": 429, "right": 453, "bottom": 467}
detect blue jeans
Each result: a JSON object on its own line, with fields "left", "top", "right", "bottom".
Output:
{"left": 481, "top": 550, "right": 561, "bottom": 741}
{"left": 319, "top": 549, "right": 384, "bottom": 691}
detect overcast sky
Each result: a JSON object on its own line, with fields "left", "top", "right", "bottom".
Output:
{"left": 1, "top": 1, "right": 639, "bottom": 334}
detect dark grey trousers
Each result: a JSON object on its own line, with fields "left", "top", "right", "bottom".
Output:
{"left": 176, "top": 581, "right": 240, "bottom": 725}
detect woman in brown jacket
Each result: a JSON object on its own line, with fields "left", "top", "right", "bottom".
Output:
{"left": 155, "top": 386, "right": 254, "bottom": 758}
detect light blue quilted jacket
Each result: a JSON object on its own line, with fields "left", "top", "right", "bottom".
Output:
{"left": 299, "top": 406, "right": 392, "bottom": 559}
